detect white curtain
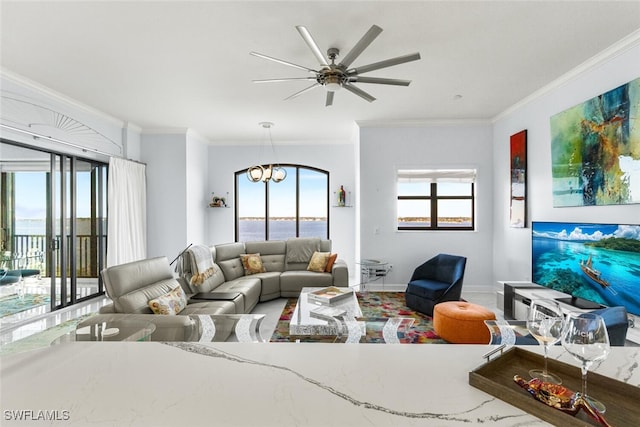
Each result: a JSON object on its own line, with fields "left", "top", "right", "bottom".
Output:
{"left": 107, "top": 157, "right": 147, "bottom": 267}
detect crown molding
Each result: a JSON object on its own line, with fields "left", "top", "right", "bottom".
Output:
{"left": 1, "top": 67, "right": 129, "bottom": 129}
{"left": 492, "top": 28, "right": 640, "bottom": 123}
{"left": 357, "top": 118, "right": 491, "bottom": 128}
{"left": 141, "top": 127, "right": 190, "bottom": 136}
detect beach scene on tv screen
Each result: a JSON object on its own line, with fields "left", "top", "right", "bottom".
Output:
{"left": 532, "top": 221, "right": 640, "bottom": 317}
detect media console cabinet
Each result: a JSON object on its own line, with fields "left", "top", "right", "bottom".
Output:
{"left": 499, "top": 281, "right": 639, "bottom": 344}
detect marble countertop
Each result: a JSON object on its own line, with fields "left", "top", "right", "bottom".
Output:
{"left": 1, "top": 342, "right": 638, "bottom": 426}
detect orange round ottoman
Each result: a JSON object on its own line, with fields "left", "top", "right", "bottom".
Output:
{"left": 433, "top": 301, "right": 496, "bottom": 344}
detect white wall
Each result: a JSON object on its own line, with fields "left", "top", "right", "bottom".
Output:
{"left": 185, "top": 130, "right": 210, "bottom": 248}
{"left": 359, "top": 124, "right": 494, "bottom": 291}
{"left": 207, "top": 142, "right": 357, "bottom": 281}
{"left": 492, "top": 37, "right": 640, "bottom": 284}
{"left": 141, "top": 132, "right": 188, "bottom": 260}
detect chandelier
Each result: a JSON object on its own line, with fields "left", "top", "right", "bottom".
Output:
{"left": 247, "top": 122, "right": 287, "bottom": 183}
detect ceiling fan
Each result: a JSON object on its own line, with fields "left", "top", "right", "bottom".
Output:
{"left": 250, "top": 25, "right": 421, "bottom": 106}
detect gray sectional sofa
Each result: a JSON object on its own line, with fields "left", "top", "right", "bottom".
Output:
{"left": 92, "top": 237, "right": 348, "bottom": 340}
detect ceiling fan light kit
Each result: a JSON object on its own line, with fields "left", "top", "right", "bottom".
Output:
{"left": 251, "top": 24, "right": 420, "bottom": 106}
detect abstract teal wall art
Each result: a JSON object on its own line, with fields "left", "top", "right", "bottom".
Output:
{"left": 550, "top": 77, "right": 640, "bottom": 207}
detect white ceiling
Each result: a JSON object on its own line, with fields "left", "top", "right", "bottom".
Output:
{"left": 2, "top": 1, "right": 640, "bottom": 145}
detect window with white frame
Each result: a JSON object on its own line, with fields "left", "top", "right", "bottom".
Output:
{"left": 397, "top": 169, "right": 476, "bottom": 230}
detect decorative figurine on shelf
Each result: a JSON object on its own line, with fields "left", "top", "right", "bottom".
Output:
{"left": 337, "top": 185, "right": 346, "bottom": 207}
{"left": 210, "top": 193, "right": 227, "bottom": 207}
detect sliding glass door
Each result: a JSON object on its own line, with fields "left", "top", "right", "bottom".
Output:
{"left": 0, "top": 140, "right": 107, "bottom": 315}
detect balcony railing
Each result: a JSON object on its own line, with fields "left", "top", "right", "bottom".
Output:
{"left": 6, "top": 234, "right": 106, "bottom": 278}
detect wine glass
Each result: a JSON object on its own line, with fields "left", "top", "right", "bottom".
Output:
{"left": 526, "top": 299, "right": 564, "bottom": 384}
{"left": 562, "top": 312, "right": 611, "bottom": 413}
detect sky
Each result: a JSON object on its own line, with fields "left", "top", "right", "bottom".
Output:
{"left": 14, "top": 172, "right": 95, "bottom": 220}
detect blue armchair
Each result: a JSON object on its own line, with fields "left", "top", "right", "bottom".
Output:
{"left": 405, "top": 254, "right": 467, "bottom": 316}
{"left": 591, "top": 306, "right": 629, "bottom": 346}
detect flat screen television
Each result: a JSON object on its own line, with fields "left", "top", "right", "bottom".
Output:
{"left": 532, "top": 221, "right": 640, "bottom": 317}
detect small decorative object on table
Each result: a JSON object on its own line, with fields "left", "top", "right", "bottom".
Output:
{"left": 514, "top": 375, "right": 611, "bottom": 426}
{"left": 310, "top": 306, "right": 347, "bottom": 320}
{"left": 308, "top": 286, "right": 353, "bottom": 305}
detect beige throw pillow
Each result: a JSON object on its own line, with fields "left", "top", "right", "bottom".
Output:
{"left": 148, "top": 286, "right": 188, "bottom": 315}
{"left": 307, "top": 251, "right": 331, "bottom": 272}
{"left": 240, "top": 253, "right": 266, "bottom": 275}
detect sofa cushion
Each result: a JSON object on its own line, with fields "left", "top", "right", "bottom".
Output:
{"left": 286, "top": 237, "right": 320, "bottom": 263}
{"left": 115, "top": 278, "right": 180, "bottom": 314}
{"left": 325, "top": 253, "right": 338, "bottom": 272}
{"left": 148, "top": 286, "right": 188, "bottom": 315}
{"left": 214, "top": 242, "right": 246, "bottom": 281}
{"left": 181, "top": 300, "right": 236, "bottom": 315}
{"left": 214, "top": 277, "right": 262, "bottom": 313}
{"left": 240, "top": 253, "right": 266, "bottom": 275}
{"left": 280, "top": 270, "right": 333, "bottom": 295}
{"left": 103, "top": 256, "right": 174, "bottom": 300}
{"left": 217, "top": 258, "right": 244, "bottom": 281}
{"left": 407, "top": 279, "right": 451, "bottom": 300}
{"left": 307, "top": 251, "right": 331, "bottom": 272}
{"left": 245, "top": 241, "right": 286, "bottom": 272}
{"left": 185, "top": 264, "right": 225, "bottom": 294}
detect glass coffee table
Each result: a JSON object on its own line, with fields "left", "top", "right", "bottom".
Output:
{"left": 290, "top": 287, "right": 363, "bottom": 336}
{"left": 187, "top": 314, "right": 266, "bottom": 343}
{"left": 485, "top": 319, "right": 537, "bottom": 346}
{"left": 53, "top": 318, "right": 156, "bottom": 344}
{"left": 290, "top": 287, "right": 414, "bottom": 343}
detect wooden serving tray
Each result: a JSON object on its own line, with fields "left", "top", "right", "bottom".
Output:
{"left": 469, "top": 347, "right": 640, "bottom": 426}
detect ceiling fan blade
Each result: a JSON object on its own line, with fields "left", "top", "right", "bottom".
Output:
{"left": 296, "top": 26, "right": 329, "bottom": 67}
{"left": 325, "top": 91, "right": 334, "bottom": 107}
{"left": 343, "top": 84, "right": 376, "bottom": 103}
{"left": 250, "top": 51, "right": 317, "bottom": 73}
{"left": 338, "top": 25, "right": 383, "bottom": 69}
{"left": 284, "top": 83, "right": 320, "bottom": 101}
{"left": 348, "top": 53, "right": 421, "bottom": 75}
{"left": 253, "top": 77, "right": 318, "bottom": 83}
{"left": 347, "top": 76, "right": 411, "bottom": 86}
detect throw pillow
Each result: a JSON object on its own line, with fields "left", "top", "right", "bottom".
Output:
{"left": 307, "top": 251, "right": 331, "bottom": 272}
{"left": 240, "top": 253, "right": 266, "bottom": 275}
{"left": 325, "top": 253, "right": 338, "bottom": 272}
{"left": 148, "top": 286, "right": 187, "bottom": 315}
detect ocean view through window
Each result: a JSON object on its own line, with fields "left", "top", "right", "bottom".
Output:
{"left": 397, "top": 169, "right": 476, "bottom": 230}
{"left": 235, "top": 165, "right": 329, "bottom": 242}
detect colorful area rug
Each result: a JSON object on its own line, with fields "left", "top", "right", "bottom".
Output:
{"left": 270, "top": 291, "right": 447, "bottom": 344}
{"left": 0, "top": 293, "right": 50, "bottom": 318}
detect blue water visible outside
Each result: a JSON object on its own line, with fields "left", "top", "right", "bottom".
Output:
{"left": 239, "top": 220, "right": 327, "bottom": 241}
{"left": 532, "top": 235, "right": 640, "bottom": 317}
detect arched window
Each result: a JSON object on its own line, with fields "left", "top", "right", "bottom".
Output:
{"left": 234, "top": 164, "right": 329, "bottom": 242}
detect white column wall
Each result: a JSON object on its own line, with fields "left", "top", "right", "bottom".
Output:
{"left": 359, "top": 124, "right": 494, "bottom": 291}
{"left": 141, "top": 132, "right": 188, "bottom": 260}
{"left": 185, "top": 130, "right": 210, "bottom": 250}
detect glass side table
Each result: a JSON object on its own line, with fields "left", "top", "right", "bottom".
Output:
{"left": 357, "top": 259, "right": 391, "bottom": 291}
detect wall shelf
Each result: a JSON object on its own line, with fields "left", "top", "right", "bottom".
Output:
{"left": 333, "top": 188, "right": 352, "bottom": 208}
{"left": 209, "top": 192, "right": 230, "bottom": 208}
